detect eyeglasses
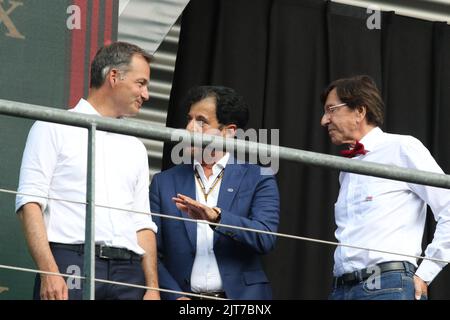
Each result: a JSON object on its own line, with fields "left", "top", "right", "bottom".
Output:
{"left": 323, "top": 103, "right": 347, "bottom": 115}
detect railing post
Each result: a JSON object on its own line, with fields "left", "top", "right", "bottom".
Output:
{"left": 83, "top": 123, "right": 96, "bottom": 300}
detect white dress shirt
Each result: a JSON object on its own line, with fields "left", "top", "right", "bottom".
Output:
{"left": 15, "top": 99, "right": 157, "bottom": 255}
{"left": 190, "top": 153, "right": 229, "bottom": 293}
{"left": 334, "top": 127, "right": 450, "bottom": 283}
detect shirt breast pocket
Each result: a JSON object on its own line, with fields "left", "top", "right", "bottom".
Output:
{"left": 352, "top": 181, "right": 385, "bottom": 218}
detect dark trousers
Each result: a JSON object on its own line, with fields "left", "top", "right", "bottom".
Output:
{"left": 33, "top": 245, "right": 145, "bottom": 300}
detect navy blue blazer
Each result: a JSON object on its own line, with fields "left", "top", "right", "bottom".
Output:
{"left": 150, "top": 161, "right": 280, "bottom": 300}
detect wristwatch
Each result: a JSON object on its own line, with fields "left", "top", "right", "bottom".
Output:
{"left": 212, "top": 207, "right": 222, "bottom": 223}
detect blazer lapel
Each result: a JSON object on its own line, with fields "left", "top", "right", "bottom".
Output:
{"left": 214, "top": 161, "right": 247, "bottom": 245}
{"left": 175, "top": 165, "right": 197, "bottom": 249}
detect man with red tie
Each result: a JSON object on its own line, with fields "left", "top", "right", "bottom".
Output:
{"left": 320, "top": 75, "right": 450, "bottom": 300}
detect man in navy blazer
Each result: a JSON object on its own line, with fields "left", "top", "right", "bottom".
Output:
{"left": 150, "top": 86, "right": 280, "bottom": 300}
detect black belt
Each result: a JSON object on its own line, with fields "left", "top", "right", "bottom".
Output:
{"left": 333, "top": 261, "right": 416, "bottom": 287}
{"left": 191, "top": 291, "right": 227, "bottom": 300}
{"left": 50, "top": 242, "right": 142, "bottom": 261}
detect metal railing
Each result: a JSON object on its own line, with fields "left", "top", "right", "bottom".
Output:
{"left": 1, "top": 98, "right": 450, "bottom": 299}
{"left": 331, "top": 0, "right": 450, "bottom": 24}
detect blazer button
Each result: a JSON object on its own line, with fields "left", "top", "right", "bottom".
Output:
{"left": 184, "top": 278, "right": 190, "bottom": 284}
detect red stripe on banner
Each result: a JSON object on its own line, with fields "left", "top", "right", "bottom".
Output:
{"left": 104, "top": 0, "right": 113, "bottom": 45}
{"left": 69, "top": 0, "right": 88, "bottom": 108}
{"left": 88, "top": 1, "right": 100, "bottom": 86}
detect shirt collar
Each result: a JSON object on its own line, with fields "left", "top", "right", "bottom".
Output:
{"left": 72, "top": 99, "right": 102, "bottom": 116}
{"left": 193, "top": 152, "right": 230, "bottom": 176}
{"left": 359, "top": 127, "right": 384, "bottom": 152}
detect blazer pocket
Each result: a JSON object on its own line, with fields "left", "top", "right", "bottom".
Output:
{"left": 243, "top": 270, "right": 269, "bottom": 285}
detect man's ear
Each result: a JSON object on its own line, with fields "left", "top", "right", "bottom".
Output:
{"left": 223, "top": 124, "right": 237, "bottom": 138}
{"left": 356, "top": 105, "right": 367, "bottom": 122}
{"left": 108, "top": 69, "right": 119, "bottom": 87}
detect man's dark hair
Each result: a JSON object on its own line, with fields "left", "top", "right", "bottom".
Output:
{"left": 321, "top": 75, "right": 384, "bottom": 126}
{"left": 90, "top": 41, "right": 152, "bottom": 88}
{"left": 183, "top": 86, "right": 249, "bottom": 129}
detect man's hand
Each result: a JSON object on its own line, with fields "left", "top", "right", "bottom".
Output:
{"left": 414, "top": 275, "right": 428, "bottom": 300}
{"left": 143, "top": 289, "right": 160, "bottom": 300}
{"left": 40, "top": 274, "right": 68, "bottom": 300}
{"left": 172, "top": 194, "right": 219, "bottom": 222}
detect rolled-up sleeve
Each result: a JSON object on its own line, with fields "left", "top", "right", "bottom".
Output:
{"left": 16, "top": 121, "right": 59, "bottom": 213}
{"left": 131, "top": 143, "right": 158, "bottom": 234}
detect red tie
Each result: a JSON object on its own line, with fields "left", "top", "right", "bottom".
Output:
{"left": 340, "top": 141, "right": 367, "bottom": 158}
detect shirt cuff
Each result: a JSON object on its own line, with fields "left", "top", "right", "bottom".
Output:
{"left": 415, "top": 259, "right": 445, "bottom": 284}
{"left": 15, "top": 195, "right": 47, "bottom": 213}
{"left": 134, "top": 219, "right": 158, "bottom": 234}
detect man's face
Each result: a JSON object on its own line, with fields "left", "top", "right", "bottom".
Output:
{"left": 186, "top": 97, "right": 229, "bottom": 160}
{"left": 320, "top": 88, "right": 360, "bottom": 145}
{"left": 112, "top": 54, "right": 150, "bottom": 117}
{"left": 186, "top": 97, "right": 224, "bottom": 135}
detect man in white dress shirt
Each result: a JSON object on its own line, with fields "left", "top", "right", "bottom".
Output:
{"left": 321, "top": 75, "right": 450, "bottom": 300}
{"left": 16, "top": 42, "right": 159, "bottom": 300}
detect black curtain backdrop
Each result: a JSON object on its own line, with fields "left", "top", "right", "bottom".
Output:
{"left": 162, "top": 0, "right": 450, "bottom": 299}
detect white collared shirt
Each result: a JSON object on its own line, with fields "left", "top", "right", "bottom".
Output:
{"left": 190, "top": 153, "right": 230, "bottom": 293}
{"left": 15, "top": 99, "right": 157, "bottom": 255}
{"left": 334, "top": 127, "right": 450, "bottom": 283}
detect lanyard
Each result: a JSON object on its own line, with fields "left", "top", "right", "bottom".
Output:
{"left": 194, "top": 168, "right": 225, "bottom": 202}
